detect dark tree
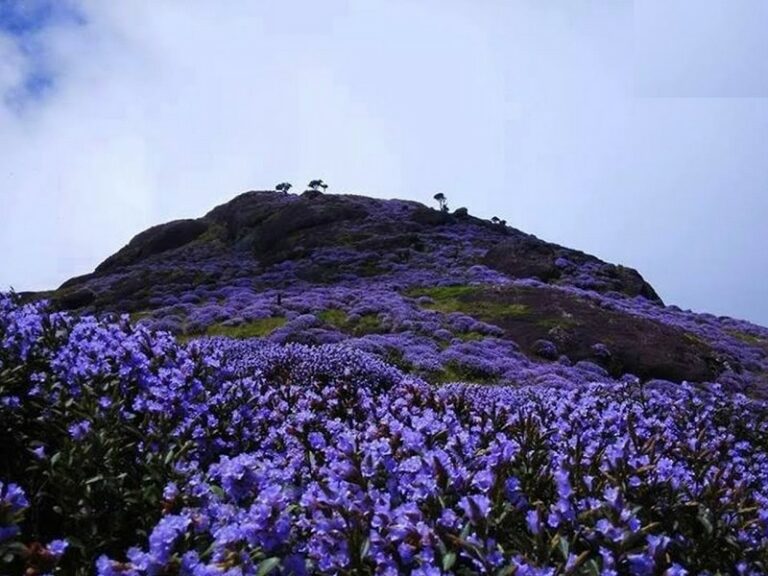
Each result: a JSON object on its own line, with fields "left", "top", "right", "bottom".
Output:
{"left": 433, "top": 193, "right": 449, "bottom": 213}
{"left": 275, "top": 182, "right": 292, "bottom": 193}
{"left": 308, "top": 179, "right": 327, "bottom": 192}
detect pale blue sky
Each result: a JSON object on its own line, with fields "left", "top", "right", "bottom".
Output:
{"left": 1, "top": 1, "right": 767, "bottom": 325}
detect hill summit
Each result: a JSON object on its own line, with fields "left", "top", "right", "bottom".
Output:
{"left": 46, "top": 190, "right": 768, "bottom": 395}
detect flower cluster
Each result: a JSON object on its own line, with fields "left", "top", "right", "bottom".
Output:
{"left": 2, "top": 294, "right": 768, "bottom": 574}
{"left": 0, "top": 481, "right": 68, "bottom": 575}
{"left": 50, "top": 193, "right": 768, "bottom": 399}
{"left": 0, "top": 481, "right": 28, "bottom": 543}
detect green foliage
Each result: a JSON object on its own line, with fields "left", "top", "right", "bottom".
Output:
{"left": 194, "top": 222, "right": 228, "bottom": 246}
{"left": 432, "top": 360, "right": 498, "bottom": 385}
{"left": 684, "top": 332, "right": 709, "bottom": 346}
{"left": 318, "top": 310, "right": 381, "bottom": 336}
{"left": 205, "top": 317, "right": 287, "bottom": 339}
{"left": 129, "top": 310, "right": 152, "bottom": 324}
{"left": 728, "top": 330, "right": 766, "bottom": 346}
{"left": 454, "top": 331, "right": 486, "bottom": 342}
{"left": 408, "top": 285, "right": 477, "bottom": 301}
{"left": 535, "top": 317, "right": 581, "bottom": 330}
{"left": 353, "top": 314, "right": 382, "bottom": 336}
{"left": 0, "top": 325, "right": 190, "bottom": 572}
{"left": 381, "top": 348, "right": 414, "bottom": 372}
{"left": 409, "top": 285, "right": 529, "bottom": 319}
{"left": 318, "top": 308, "right": 347, "bottom": 328}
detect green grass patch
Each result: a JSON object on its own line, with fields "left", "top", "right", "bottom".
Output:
{"left": 317, "top": 309, "right": 382, "bottom": 336}
{"left": 197, "top": 222, "right": 227, "bottom": 243}
{"left": 318, "top": 308, "right": 347, "bottom": 327}
{"left": 684, "top": 332, "right": 709, "bottom": 346}
{"left": 353, "top": 314, "right": 382, "bottom": 335}
{"left": 382, "top": 349, "right": 414, "bottom": 372}
{"left": 408, "top": 285, "right": 477, "bottom": 301}
{"left": 727, "top": 330, "right": 765, "bottom": 346}
{"left": 129, "top": 311, "right": 152, "bottom": 324}
{"left": 430, "top": 361, "right": 498, "bottom": 385}
{"left": 204, "top": 317, "right": 287, "bottom": 339}
{"left": 408, "top": 285, "right": 529, "bottom": 319}
{"left": 455, "top": 331, "right": 486, "bottom": 342}
{"left": 536, "top": 316, "right": 580, "bottom": 330}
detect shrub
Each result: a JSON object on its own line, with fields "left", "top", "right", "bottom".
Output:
{"left": 3, "top": 294, "right": 768, "bottom": 574}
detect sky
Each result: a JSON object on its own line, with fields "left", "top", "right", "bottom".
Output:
{"left": 1, "top": 0, "right": 767, "bottom": 325}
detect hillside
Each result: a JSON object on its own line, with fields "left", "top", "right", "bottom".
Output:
{"left": 5, "top": 190, "right": 768, "bottom": 574}
{"left": 45, "top": 189, "right": 768, "bottom": 396}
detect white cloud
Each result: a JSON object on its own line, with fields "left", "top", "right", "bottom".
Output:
{"left": 634, "top": 0, "right": 768, "bottom": 96}
{"left": 1, "top": 0, "right": 767, "bottom": 325}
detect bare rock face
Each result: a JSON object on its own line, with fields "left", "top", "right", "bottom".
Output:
{"left": 443, "top": 284, "right": 716, "bottom": 383}
{"left": 483, "top": 236, "right": 662, "bottom": 303}
{"left": 96, "top": 219, "right": 209, "bottom": 272}
{"left": 51, "top": 288, "right": 96, "bottom": 310}
{"left": 483, "top": 237, "right": 561, "bottom": 283}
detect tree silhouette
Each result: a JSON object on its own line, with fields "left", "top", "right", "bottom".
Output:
{"left": 308, "top": 179, "right": 327, "bottom": 192}
{"left": 433, "top": 193, "right": 449, "bottom": 213}
{"left": 275, "top": 182, "right": 292, "bottom": 193}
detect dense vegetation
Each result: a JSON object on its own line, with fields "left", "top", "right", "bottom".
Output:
{"left": 3, "top": 293, "right": 768, "bottom": 575}
{"left": 48, "top": 192, "right": 768, "bottom": 397}
{"left": 7, "top": 191, "right": 768, "bottom": 574}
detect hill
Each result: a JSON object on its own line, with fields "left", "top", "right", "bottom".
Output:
{"left": 33, "top": 189, "right": 768, "bottom": 397}
{"left": 5, "top": 189, "right": 768, "bottom": 574}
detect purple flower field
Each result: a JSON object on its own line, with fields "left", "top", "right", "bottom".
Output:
{"left": 4, "top": 192, "right": 768, "bottom": 574}
{"left": 2, "top": 293, "right": 768, "bottom": 575}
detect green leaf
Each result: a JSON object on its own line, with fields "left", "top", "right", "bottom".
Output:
{"left": 585, "top": 559, "right": 600, "bottom": 576}
{"left": 209, "top": 485, "right": 226, "bottom": 500}
{"left": 256, "top": 557, "right": 281, "bottom": 576}
{"left": 460, "top": 522, "right": 471, "bottom": 540}
{"left": 698, "top": 508, "right": 713, "bottom": 535}
{"left": 443, "top": 551, "right": 457, "bottom": 571}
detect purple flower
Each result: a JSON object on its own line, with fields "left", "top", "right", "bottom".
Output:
{"left": 68, "top": 419, "right": 91, "bottom": 440}
{"left": 96, "top": 555, "right": 139, "bottom": 576}
{"left": 48, "top": 539, "right": 69, "bottom": 558}
{"left": 459, "top": 495, "right": 491, "bottom": 523}
{"left": 162, "top": 482, "right": 179, "bottom": 501}
{"left": 526, "top": 510, "right": 541, "bottom": 535}
{"left": 1, "top": 481, "right": 29, "bottom": 514}
{"left": 472, "top": 469, "right": 494, "bottom": 492}
{"left": 627, "top": 553, "right": 655, "bottom": 576}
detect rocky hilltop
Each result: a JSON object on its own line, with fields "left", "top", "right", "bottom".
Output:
{"left": 43, "top": 190, "right": 768, "bottom": 395}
